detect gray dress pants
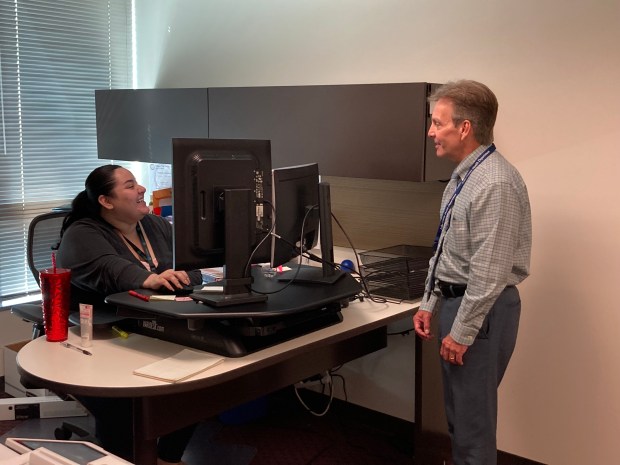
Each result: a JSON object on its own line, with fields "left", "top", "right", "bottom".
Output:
{"left": 438, "top": 286, "right": 521, "bottom": 465}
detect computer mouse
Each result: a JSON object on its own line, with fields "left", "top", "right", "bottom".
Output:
{"left": 157, "top": 285, "right": 195, "bottom": 296}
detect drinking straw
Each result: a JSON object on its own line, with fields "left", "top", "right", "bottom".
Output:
{"left": 51, "top": 251, "right": 56, "bottom": 273}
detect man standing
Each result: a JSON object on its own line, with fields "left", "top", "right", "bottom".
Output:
{"left": 413, "top": 80, "right": 532, "bottom": 465}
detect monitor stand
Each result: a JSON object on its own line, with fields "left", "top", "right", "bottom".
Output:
{"left": 198, "top": 188, "right": 267, "bottom": 307}
{"left": 277, "top": 265, "right": 344, "bottom": 284}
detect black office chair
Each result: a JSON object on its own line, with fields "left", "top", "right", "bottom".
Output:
{"left": 12, "top": 208, "right": 121, "bottom": 332}
{"left": 11, "top": 210, "right": 70, "bottom": 338}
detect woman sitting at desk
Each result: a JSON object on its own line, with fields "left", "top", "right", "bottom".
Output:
{"left": 58, "top": 164, "right": 202, "bottom": 313}
{"left": 57, "top": 164, "right": 202, "bottom": 465}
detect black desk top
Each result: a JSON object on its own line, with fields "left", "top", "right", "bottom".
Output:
{"left": 105, "top": 266, "right": 362, "bottom": 320}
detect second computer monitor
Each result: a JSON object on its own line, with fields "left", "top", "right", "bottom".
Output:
{"left": 270, "top": 163, "right": 320, "bottom": 268}
{"left": 271, "top": 163, "right": 343, "bottom": 284}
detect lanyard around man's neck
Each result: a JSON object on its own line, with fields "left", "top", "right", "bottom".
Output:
{"left": 425, "top": 144, "right": 496, "bottom": 301}
{"left": 432, "top": 143, "right": 496, "bottom": 251}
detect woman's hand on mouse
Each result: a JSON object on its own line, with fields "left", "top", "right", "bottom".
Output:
{"left": 142, "top": 269, "right": 190, "bottom": 291}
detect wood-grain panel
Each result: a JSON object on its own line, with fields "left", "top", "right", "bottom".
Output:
{"left": 324, "top": 176, "right": 445, "bottom": 251}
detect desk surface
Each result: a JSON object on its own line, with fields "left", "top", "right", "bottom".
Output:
{"left": 17, "top": 298, "right": 417, "bottom": 398}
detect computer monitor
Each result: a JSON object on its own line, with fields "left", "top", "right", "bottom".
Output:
{"left": 172, "top": 138, "right": 272, "bottom": 306}
{"left": 271, "top": 163, "right": 344, "bottom": 284}
{"left": 270, "top": 163, "right": 320, "bottom": 267}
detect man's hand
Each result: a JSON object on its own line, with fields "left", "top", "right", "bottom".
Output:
{"left": 440, "top": 334, "right": 468, "bottom": 365}
{"left": 413, "top": 310, "right": 433, "bottom": 340}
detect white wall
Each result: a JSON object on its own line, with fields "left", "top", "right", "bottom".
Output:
{"left": 134, "top": 1, "right": 620, "bottom": 464}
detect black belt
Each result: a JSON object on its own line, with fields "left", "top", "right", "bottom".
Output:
{"left": 438, "top": 282, "right": 467, "bottom": 298}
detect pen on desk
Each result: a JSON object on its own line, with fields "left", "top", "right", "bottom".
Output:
{"left": 129, "top": 290, "right": 150, "bottom": 302}
{"left": 61, "top": 341, "right": 92, "bottom": 356}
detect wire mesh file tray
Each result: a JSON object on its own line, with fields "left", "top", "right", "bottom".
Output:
{"left": 360, "top": 245, "right": 434, "bottom": 301}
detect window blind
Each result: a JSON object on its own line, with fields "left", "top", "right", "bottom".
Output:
{"left": 0, "top": 0, "right": 133, "bottom": 302}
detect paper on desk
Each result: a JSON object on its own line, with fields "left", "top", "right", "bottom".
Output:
{"left": 149, "top": 295, "right": 176, "bottom": 301}
{"left": 133, "top": 349, "right": 224, "bottom": 383}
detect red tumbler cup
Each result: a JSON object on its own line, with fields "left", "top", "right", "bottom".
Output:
{"left": 40, "top": 268, "right": 71, "bottom": 342}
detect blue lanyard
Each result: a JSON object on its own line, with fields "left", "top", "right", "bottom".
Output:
{"left": 432, "top": 144, "right": 496, "bottom": 250}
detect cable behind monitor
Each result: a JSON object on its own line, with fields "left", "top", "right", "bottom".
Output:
{"left": 278, "top": 182, "right": 344, "bottom": 285}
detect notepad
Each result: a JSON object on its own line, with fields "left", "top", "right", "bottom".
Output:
{"left": 133, "top": 349, "right": 225, "bottom": 383}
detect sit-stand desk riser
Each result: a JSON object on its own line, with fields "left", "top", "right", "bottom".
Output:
{"left": 17, "top": 293, "right": 417, "bottom": 465}
{"left": 107, "top": 266, "right": 361, "bottom": 319}
{"left": 106, "top": 267, "right": 362, "bottom": 357}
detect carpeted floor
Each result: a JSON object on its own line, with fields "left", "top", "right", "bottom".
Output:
{"left": 213, "top": 389, "right": 414, "bottom": 465}
{"left": 0, "top": 386, "right": 414, "bottom": 464}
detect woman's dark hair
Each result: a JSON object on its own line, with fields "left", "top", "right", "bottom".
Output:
{"left": 61, "top": 164, "right": 123, "bottom": 237}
